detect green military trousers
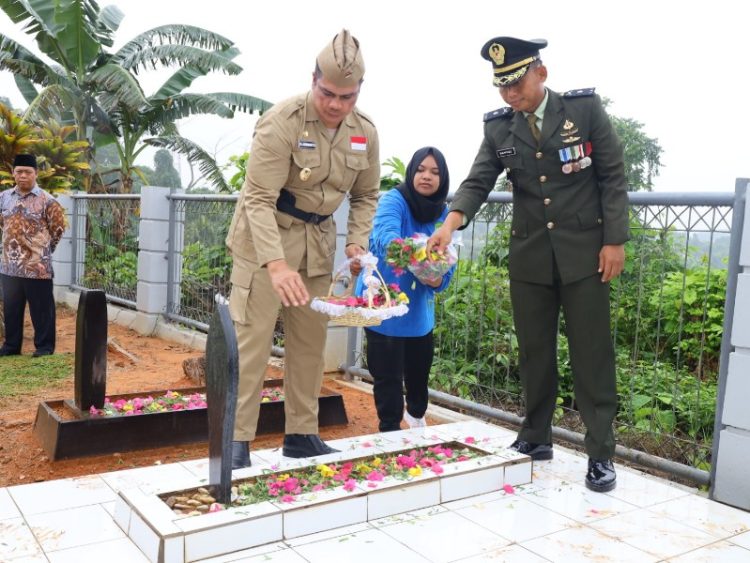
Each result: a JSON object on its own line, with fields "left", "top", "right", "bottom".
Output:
{"left": 510, "top": 273, "right": 618, "bottom": 460}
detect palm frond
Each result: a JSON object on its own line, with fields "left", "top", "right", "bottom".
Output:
{"left": 23, "top": 84, "right": 74, "bottom": 123}
{"left": 205, "top": 92, "right": 272, "bottom": 114}
{"left": 97, "top": 4, "right": 124, "bottom": 36}
{"left": 145, "top": 135, "right": 228, "bottom": 192}
{"left": 88, "top": 63, "right": 149, "bottom": 110}
{"left": 115, "top": 24, "right": 234, "bottom": 62}
{"left": 147, "top": 93, "right": 235, "bottom": 127}
{"left": 151, "top": 46, "right": 240, "bottom": 100}
{"left": 14, "top": 75, "right": 39, "bottom": 104}
{"left": 115, "top": 44, "right": 242, "bottom": 75}
{"left": 0, "top": 34, "right": 53, "bottom": 84}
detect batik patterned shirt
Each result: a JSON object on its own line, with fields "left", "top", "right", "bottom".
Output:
{"left": 0, "top": 185, "right": 66, "bottom": 279}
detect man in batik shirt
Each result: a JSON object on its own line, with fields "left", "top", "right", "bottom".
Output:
{"left": 0, "top": 154, "right": 66, "bottom": 357}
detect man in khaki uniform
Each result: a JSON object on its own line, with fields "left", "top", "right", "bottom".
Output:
{"left": 226, "top": 30, "right": 380, "bottom": 467}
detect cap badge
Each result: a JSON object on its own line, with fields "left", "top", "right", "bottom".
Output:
{"left": 489, "top": 43, "right": 505, "bottom": 65}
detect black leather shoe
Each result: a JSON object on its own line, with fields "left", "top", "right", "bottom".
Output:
{"left": 0, "top": 348, "right": 21, "bottom": 357}
{"left": 231, "top": 441, "right": 251, "bottom": 469}
{"left": 509, "top": 440, "right": 554, "bottom": 461}
{"left": 32, "top": 350, "right": 53, "bottom": 357}
{"left": 282, "top": 434, "right": 340, "bottom": 458}
{"left": 585, "top": 458, "right": 617, "bottom": 492}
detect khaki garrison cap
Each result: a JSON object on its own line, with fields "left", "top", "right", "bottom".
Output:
{"left": 316, "top": 29, "right": 365, "bottom": 88}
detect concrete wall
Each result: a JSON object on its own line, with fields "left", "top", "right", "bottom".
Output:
{"left": 712, "top": 180, "right": 750, "bottom": 510}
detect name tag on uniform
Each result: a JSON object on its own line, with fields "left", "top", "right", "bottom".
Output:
{"left": 298, "top": 140, "right": 316, "bottom": 150}
{"left": 496, "top": 147, "right": 516, "bottom": 158}
{"left": 350, "top": 136, "right": 367, "bottom": 151}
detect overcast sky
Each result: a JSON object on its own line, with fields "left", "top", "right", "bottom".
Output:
{"left": 1, "top": 0, "right": 748, "bottom": 192}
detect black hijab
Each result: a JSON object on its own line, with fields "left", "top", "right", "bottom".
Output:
{"left": 396, "top": 146, "right": 450, "bottom": 224}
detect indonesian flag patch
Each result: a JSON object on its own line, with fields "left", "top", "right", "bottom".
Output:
{"left": 350, "top": 136, "right": 367, "bottom": 151}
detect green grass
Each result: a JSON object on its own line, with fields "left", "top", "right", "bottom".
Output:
{"left": 0, "top": 353, "right": 73, "bottom": 398}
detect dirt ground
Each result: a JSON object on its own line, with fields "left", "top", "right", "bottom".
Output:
{"left": 0, "top": 306, "right": 408, "bottom": 488}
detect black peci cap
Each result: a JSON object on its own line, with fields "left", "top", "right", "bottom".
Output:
{"left": 480, "top": 37, "right": 548, "bottom": 87}
{"left": 13, "top": 153, "right": 37, "bottom": 169}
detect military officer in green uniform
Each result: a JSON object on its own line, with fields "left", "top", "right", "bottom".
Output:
{"left": 428, "top": 37, "right": 629, "bottom": 492}
{"left": 226, "top": 30, "right": 380, "bottom": 467}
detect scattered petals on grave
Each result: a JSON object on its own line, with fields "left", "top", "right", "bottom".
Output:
{"left": 87, "top": 386, "right": 286, "bottom": 417}
{"left": 164, "top": 442, "right": 487, "bottom": 516}
{"left": 88, "top": 391, "right": 207, "bottom": 417}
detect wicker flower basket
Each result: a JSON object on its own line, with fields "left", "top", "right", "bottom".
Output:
{"left": 310, "top": 256, "right": 408, "bottom": 327}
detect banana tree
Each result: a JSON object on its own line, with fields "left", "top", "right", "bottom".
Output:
{"left": 0, "top": 0, "right": 271, "bottom": 192}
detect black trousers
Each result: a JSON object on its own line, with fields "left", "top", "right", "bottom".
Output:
{"left": 1, "top": 274, "right": 56, "bottom": 354}
{"left": 364, "top": 329, "right": 433, "bottom": 432}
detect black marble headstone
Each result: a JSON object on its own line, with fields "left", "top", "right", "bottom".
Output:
{"left": 74, "top": 289, "right": 107, "bottom": 412}
{"left": 206, "top": 302, "right": 239, "bottom": 504}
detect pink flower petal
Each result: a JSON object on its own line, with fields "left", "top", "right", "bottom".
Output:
{"left": 502, "top": 484, "right": 515, "bottom": 495}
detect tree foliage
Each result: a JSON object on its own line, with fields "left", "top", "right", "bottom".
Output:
{"left": 0, "top": 0, "right": 271, "bottom": 192}
{"left": 0, "top": 100, "right": 89, "bottom": 193}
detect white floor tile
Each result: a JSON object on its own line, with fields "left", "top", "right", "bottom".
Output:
{"left": 0, "top": 488, "right": 21, "bottom": 520}
{"left": 451, "top": 493, "right": 576, "bottom": 542}
{"left": 521, "top": 525, "right": 659, "bottom": 562}
{"left": 197, "top": 541, "right": 287, "bottom": 562}
{"left": 648, "top": 494, "right": 750, "bottom": 538}
{"left": 521, "top": 481, "right": 638, "bottom": 522}
{"left": 26, "top": 504, "right": 125, "bottom": 552}
{"left": 668, "top": 540, "right": 750, "bottom": 561}
{"left": 589, "top": 508, "right": 717, "bottom": 559}
{"left": 1, "top": 555, "right": 50, "bottom": 563}
{"left": 180, "top": 453, "right": 266, "bottom": 478}
{"left": 0, "top": 517, "right": 45, "bottom": 560}
{"left": 379, "top": 509, "right": 510, "bottom": 562}
{"left": 284, "top": 522, "right": 370, "bottom": 547}
{"left": 431, "top": 420, "right": 517, "bottom": 443}
{"left": 100, "top": 462, "right": 198, "bottom": 494}
{"left": 45, "top": 536, "right": 150, "bottom": 562}
{"left": 233, "top": 549, "right": 308, "bottom": 562}
{"left": 452, "top": 543, "right": 549, "bottom": 562}
{"left": 8, "top": 475, "right": 117, "bottom": 516}
{"left": 730, "top": 530, "right": 750, "bottom": 549}
{"left": 290, "top": 526, "right": 429, "bottom": 562}
{"left": 604, "top": 468, "right": 692, "bottom": 507}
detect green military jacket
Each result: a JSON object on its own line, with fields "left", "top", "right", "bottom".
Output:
{"left": 451, "top": 88, "right": 630, "bottom": 285}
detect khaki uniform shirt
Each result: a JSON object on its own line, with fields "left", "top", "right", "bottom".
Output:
{"left": 226, "top": 92, "right": 380, "bottom": 282}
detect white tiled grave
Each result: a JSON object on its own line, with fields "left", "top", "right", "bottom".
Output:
{"left": 113, "top": 422, "right": 532, "bottom": 563}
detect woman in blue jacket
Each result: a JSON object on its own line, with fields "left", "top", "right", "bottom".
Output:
{"left": 362, "top": 146, "right": 455, "bottom": 431}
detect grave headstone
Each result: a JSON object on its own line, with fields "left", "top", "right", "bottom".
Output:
{"left": 74, "top": 289, "right": 107, "bottom": 412}
{"left": 206, "top": 302, "right": 239, "bottom": 504}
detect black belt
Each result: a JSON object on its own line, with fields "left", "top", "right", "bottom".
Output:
{"left": 276, "top": 189, "right": 331, "bottom": 225}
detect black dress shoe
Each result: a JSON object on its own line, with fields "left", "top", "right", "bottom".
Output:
{"left": 32, "top": 350, "right": 53, "bottom": 357}
{"left": 0, "top": 348, "right": 21, "bottom": 357}
{"left": 231, "top": 441, "right": 251, "bottom": 469}
{"left": 509, "top": 440, "right": 554, "bottom": 461}
{"left": 585, "top": 458, "right": 617, "bottom": 492}
{"left": 282, "top": 434, "right": 340, "bottom": 458}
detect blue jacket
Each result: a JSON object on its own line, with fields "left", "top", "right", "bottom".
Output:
{"left": 356, "top": 189, "right": 455, "bottom": 337}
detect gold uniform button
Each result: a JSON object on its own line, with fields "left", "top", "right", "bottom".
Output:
{"left": 543, "top": 198, "right": 551, "bottom": 206}
{"left": 540, "top": 175, "right": 547, "bottom": 183}
{"left": 536, "top": 152, "right": 543, "bottom": 160}
{"left": 547, "top": 222, "right": 555, "bottom": 230}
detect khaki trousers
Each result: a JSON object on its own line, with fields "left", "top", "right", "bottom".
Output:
{"left": 229, "top": 230, "right": 331, "bottom": 442}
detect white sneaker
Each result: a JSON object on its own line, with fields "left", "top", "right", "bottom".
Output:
{"left": 404, "top": 410, "right": 426, "bottom": 429}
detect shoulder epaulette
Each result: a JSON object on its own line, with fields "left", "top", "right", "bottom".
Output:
{"left": 563, "top": 87, "right": 596, "bottom": 98}
{"left": 483, "top": 107, "right": 513, "bottom": 122}
{"left": 354, "top": 107, "right": 376, "bottom": 127}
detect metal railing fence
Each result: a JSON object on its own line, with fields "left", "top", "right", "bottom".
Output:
{"left": 64, "top": 189, "right": 739, "bottom": 471}
{"left": 431, "top": 191, "right": 735, "bottom": 470}
{"left": 70, "top": 193, "right": 140, "bottom": 307}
